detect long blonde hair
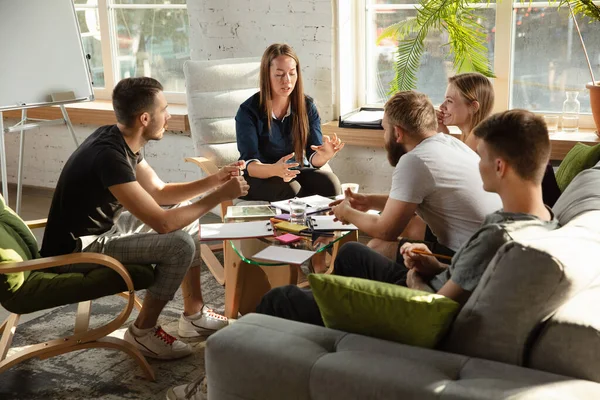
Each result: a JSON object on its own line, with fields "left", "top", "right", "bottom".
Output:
{"left": 259, "top": 43, "right": 308, "bottom": 164}
{"left": 448, "top": 73, "right": 494, "bottom": 143}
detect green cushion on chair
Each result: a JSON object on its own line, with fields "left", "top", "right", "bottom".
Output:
{"left": 556, "top": 143, "right": 600, "bottom": 192}
{"left": 0, "top": 194, "right": 156, "bottom": 314}
{"left": 1, "top": 263, "right": 155, "bottom": 314}
{"left": 0, "top": 195, "right": 40, "bottom": 302}
{"left": 309, "top": 274, "right": 460, "bottom": 348}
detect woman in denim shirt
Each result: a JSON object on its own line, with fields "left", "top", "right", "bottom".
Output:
{"left": 235, "top": 43, "right": 344, "bottom": 202}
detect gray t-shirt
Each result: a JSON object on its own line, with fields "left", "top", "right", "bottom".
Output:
{"left": 430, "top": 208, "right": 560, "bottom": 292}
{"left": 389, "top": 133, "right": 502, "bottom": 251}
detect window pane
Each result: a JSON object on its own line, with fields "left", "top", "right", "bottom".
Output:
{"left": 76, "top": 7, "right": 105, "bottom": 87}
{"left": 112, "top": 8, "right": 189, "bottom": 92}
{"left": 512, "top": 7, "right": 600, "bottom": 113}
{"left": 367, "top": 7, "right": 496, "bottom": 105}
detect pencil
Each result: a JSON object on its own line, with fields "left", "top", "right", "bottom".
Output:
{"left": 411, "top": 248, "right": 453, "bottom": 261}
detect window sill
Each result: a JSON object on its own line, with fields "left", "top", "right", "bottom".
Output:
{"left": 2, "top": 100, "right": 190, "bottom": 133}
{"left": 323, "top": 121, "right": 600, "bottom": 161}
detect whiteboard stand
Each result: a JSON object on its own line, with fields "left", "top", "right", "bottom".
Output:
{"left": 0, "top": 103, "right": 80, "bottom": 215}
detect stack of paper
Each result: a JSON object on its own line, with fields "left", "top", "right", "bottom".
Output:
{"left": 271, "top": 195, "right": 333, "bottom": 215}
{"left": 253, "top": 246, "right": 316, "bottom": 265}
{"left": 199, "top": 221, "right": 273, "bottom": 241}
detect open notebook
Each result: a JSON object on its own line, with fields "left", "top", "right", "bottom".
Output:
{"left": 270, "top": 195, "right": 333, "bottom": 215}
{"left": 199, "top": 221, "right": 273, "bottom": 241}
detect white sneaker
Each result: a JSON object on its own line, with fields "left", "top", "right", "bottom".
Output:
{"left": 178, "top": 305, "right": 229, "bottom": 338}
{"left": 166, "top": 375, "right": 207, "bottom": 400}
{"left": 124, "top": 325, "right": 193, "bottom": 360}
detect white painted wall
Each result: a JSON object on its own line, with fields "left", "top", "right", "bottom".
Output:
{"left": 1, "top": 0, "right": 392, "bottom": 195}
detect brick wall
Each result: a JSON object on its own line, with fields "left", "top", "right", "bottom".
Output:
{"left": 187, "top": 0, "right": 334, "bottom": 122}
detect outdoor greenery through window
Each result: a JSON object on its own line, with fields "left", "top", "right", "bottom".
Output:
{"left": 73, "top": 0, "right": 189, "bottom": 98}
{"left": 366, "top": 0, "right": 600, "bottom": 113}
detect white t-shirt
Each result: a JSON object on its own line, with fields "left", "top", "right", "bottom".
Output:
{"left": 389, "top": 133, "right": 502, "bottom": 251}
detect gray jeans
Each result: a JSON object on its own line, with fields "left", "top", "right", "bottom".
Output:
{"left": 58, "top": 203, "right": 200, "bottom": 301}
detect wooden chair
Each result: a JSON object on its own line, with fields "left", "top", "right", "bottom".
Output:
{"left": 0, "top": 195, "right": 155, "bottom": 381}
{"left": 183, "top": 58, "right": 261, "bottom": 285}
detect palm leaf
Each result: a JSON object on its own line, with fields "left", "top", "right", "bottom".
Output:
{"left": 377, "top": 18, "right": 420, "bottom": 44}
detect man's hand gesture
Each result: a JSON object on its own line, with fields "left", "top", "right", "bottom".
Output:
{"left": 218, "top": 176, "right": 249, "bottom": 200}
{"left": 216, "top": 160, "right": 245, "bottom": 185}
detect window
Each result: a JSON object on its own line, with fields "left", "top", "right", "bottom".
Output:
{"left": 346, "top": 0, "right": 600, "bottom": 122}
{"left": 74, "top": 0, "right": 189, "bottom": 103}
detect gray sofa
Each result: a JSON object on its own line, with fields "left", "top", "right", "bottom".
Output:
{"left": 205, "top": 164, "right": 600, "bottom": 400}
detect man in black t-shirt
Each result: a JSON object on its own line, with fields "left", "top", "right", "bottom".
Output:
{"left": 41, "top": 77, "right": 249, "bottom": 360}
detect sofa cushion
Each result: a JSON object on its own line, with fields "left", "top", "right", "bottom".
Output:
{"left": 309, "top": 274, "right": 459, "bottom": 348}
{"left": 527, "top": 288, "right": 600, "bottom": 383}
{"left": 442, "top": 213, "right": 600, "bottom": 368}
{"left": 553, "top": 160, "right": 600, "bottom": 225}
{"left": 555, "top": 142, "right": 600, "bottom": 192}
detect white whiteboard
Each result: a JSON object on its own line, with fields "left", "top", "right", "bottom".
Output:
{"left": 0, "top": 0, "right": 94, "bottom": 111}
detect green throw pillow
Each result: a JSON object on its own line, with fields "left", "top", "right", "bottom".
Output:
{"left": 556, "top": 143, "right": 600, "bottom": 192}
{"left": 309, "top": 274, "right": 460, "bottom": 348}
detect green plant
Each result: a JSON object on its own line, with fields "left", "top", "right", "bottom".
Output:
{"left": 378, "top": 0, "right": 600, "bottom": 93}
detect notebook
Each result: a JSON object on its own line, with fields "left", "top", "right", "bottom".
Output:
{"left": 270, "top": 195, "right": 333, "bottom": 215}
{"left": 307, "top": 215, "right": 358, "bottom": 231}
{"left": 253, "top": 246, "right": 316, "bottom": 265}
{"left": 199, "top": 221, "right": 273, "bottom": 241}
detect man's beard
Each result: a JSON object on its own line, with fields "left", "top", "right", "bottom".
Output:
{"left": 385, "top": 136, "right": 407, "bottom": 167}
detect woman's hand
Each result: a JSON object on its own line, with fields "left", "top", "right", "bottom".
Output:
{"left": 216, "top": 160, "right": 245, "bottom": 185}
{"left": 437, "top": 109, "right": 449, "bottom": 134}
{"left": 400, "top": 242, "right": 444, "bottom": 279}
{"left": 273, "top": 153, "right": 300, "bottom": 182}
{"left": 310, "top": 133, "right": 345, "bottom": 163}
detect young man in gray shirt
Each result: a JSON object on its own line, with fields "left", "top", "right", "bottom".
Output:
{"left": 257, "top": 107, "right": 558, "bottom": 325}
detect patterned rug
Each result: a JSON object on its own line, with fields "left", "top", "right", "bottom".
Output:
{"left": 0, "top": 260, "right": 226, "bottom": 400}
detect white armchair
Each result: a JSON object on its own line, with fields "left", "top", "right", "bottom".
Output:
{"left": 183, "top": 57, "right": 261, "bottom": 284}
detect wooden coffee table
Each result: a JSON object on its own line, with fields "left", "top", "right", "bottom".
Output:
{"left": 222, "top": 224, "right": 357, "bottom": 319}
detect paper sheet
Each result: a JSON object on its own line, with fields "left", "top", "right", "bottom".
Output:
{"left": 309, "top": 215, "right": 358, "bottom": 231}
{"left": 200, "top": 221, "right": 273, "bottom": 240}
{"left": 253, "top": 246, "right": 316, "bottom": 265}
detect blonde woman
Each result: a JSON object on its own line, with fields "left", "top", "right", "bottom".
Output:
{"left": 235, "top": 43, "right": 344, "bottom": 202}
{"left": 438, "top": 72, "right": 560, "bottom": 206}
{"left": 438, "top": 72, "right": 494, "bottom": 151}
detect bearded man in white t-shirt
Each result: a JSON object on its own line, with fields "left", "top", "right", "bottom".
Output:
{"left": 332, "top": 90, "right": 501, "bottom": 261}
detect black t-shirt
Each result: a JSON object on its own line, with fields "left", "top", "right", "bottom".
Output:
{"left": 41, "top": 125, "right": 143, "bottom": 256}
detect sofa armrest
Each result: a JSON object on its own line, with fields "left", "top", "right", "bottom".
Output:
{"left": 206, "top": 314, "right": 346, "bottom": 400}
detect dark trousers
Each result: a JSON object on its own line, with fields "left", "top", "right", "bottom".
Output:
{"left": 256, "top": 242, "right": 412, "bottom": 326}
{"left": 242, "top": 167, "right": 341, "bottom": 202}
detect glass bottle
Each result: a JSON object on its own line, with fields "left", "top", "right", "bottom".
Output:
{"left": 562, "top": 91, "right": 580, "bottom": 133}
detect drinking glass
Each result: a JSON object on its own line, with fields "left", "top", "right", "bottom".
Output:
{"left": 289, "top": 198, "right": 307, "bottom": 225}
{"left": 543, "top": 115, "right": 559, "bottom": 135}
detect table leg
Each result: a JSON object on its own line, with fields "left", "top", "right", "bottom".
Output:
{"left": 223, "top": 241, "right": 302, "bottom": 319}
{"left": 324, "top": 231, "right": 359, "bottom": 275}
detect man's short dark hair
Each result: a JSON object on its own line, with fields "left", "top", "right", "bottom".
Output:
{"left": 112, "top": 77, "right": 163, "bottom": 127}
{"left": 473, "top": 109, "right": 550, "bottom": 183}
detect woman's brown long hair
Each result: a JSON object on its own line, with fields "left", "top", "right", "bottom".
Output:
{"left": 448, "top": 73, "right": 494, "bottom": 143}
{"left": 259, "top": 43, "right": 309, "bottom": 164}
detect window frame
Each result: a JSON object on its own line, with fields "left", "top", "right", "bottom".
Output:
{"left": 342, "top": 0, "right": 598, "bottom": 128}
{"left": 74, "top": 0, "right": 188, "bottom": 104}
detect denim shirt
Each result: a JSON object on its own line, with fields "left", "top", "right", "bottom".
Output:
{"left": 235, "top": 92, "right": 323, "bottom": 168}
